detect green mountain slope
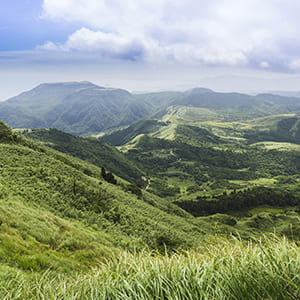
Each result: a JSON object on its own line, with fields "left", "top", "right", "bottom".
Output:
{"left": 0, "top": 121, "right": 216, "bottom": 258}
{"left": 175, "top": 124, "right": 224, "bottom": 146}
{"left": 0, "top": 82, "right": 153, "bottom": 135}
{"left": 170, "top": 91, "right": 300, "bottom": 121}
{"left": 2, "top": 119, "right": 298, "bottom": 260}
{"left": 22, "top": 120, "right": 300, "bottom": 219}
{"left": 2, "top": 83, "right": 300, "bottom": 136}
{"left": 244, "top": 115, "right": 300, "bottom": 144}
{"left": 101, "top": 119, "right": 168, "bottom": 146}
{"left": 150, "top": 90, "right": 300, "bottom": 123}
{"left": 21, "top": 128, "right": 144, "bottom": 184}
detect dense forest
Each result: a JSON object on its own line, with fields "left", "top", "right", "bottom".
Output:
{"left": 176, "top": 187, "right": 300, "bottom": 216}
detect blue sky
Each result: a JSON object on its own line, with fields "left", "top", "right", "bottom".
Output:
{"left": 2, "top": 0, "right": 300, "bottom": 99}
{"left": 0, "top": 0, "right": 76, "bottom": 50}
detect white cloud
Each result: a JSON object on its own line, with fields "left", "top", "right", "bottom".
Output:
{"left": 38, "top": 28, "right": 153, "bottom": 61}
{"left": 38, "top": 41, "right": 60, "bottom": 51}
{"left": 260, "top": 61, "right": 270, "bottom": 69}
{"left": 41, "top": 0, "right": 300, "bottom": 70}
{"left": 289, "top": 59, "right": 300, "bottom": 71}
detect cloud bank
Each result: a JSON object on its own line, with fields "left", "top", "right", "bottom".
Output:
{"left": 38, "top": 0, "right": 300, "bottom": 72}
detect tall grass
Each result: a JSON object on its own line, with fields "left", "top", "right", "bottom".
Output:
{"left": 1, "top": 236, "right": 299, "bottom": 299}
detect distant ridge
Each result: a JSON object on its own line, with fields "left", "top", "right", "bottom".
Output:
{"left": 268, "top": 91, "right": 300, "bottom": 98}
{"left": 185, "top": 87, "right": 215, "bottom": 94}
{"left": 1, "top": 81, "right": 300, "bottom": 135}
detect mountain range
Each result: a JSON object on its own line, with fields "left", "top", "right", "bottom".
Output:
{"left": 1, "top": 81, "right": 300, "bottom": 135}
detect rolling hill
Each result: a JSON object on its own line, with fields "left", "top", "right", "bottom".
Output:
{"left": 163, "top": 90, "right": 300, "bottom": 121}
{"left": 2, "top": 120, "right": 299, "bottom": 252}
{"left": 1, "top": 80, "right": 300, "bottom": 299}
{"left": 3, "top": 121, "right": 254, "bottom": 263}
{"left": 244, "top": 115, "right": 300, "bottom": 144}
{"left": 100, "top": 119, "right": 169, "bottom": 146}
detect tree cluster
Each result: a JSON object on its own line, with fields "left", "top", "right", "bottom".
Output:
{"left": 175, "top": 187, "right": 299, "bottom": 217}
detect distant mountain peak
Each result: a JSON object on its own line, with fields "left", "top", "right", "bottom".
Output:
{"left": 185, "top": 87, "right": 214, "bottom": 95}
{"left": 35, "top": 81, "right": 102, "bottom": 89}
{"left": 0, "top": 82, "right": 150, "bottom": 135}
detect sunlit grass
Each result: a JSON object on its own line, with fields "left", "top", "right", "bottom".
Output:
{"left": 248, "top": 114, "right": 296, "bottom": 128}
{"left": 1, "top": 236, "right": 299, "bottom": 299}
{"left": 202, "top": 120, "right": 253, "bottom": 130}
{"left": 251, "top": 141, "right": 300, "bottom": 152}
{"left": 248, "top": 206, "right": 285, "bottom": 215}
{"left": 151, "top": 123, "right": 177, "bottom": 140}
{"left": 249, "top": 178, "right": 277, "bottom": 185}
{"left": 229, "top": 177, "right": 277, "bottom": 187}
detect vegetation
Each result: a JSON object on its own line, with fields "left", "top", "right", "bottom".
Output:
{"left": 2, "top": 82, "right": 300, "bottom": 135}
{"left": 0, "top": 196, "right": 118, "bottom": 273}
{"left": 175, "top": 186, "right": 300, "bottom": 216}
{"left": 1, "top": 236, "right": 299, "bottom": 299}
{"left": 124, "top": 131, "right": 300, "bottom": 198}
{"left": 0, "top": 124, "right": 207, "bottom": 253}
{"left": 1, "top": 82, "right": 300, "bottom": 298}
{"left": 0, "top": 82, "right": 154, "bottom": 135}
{"left": 175, "top": 124, "right": 222, "bottom": 145}
{"left": 101, "top": 119, "right": 167, "bottom": 146}
{"left": 21, "top": 128, "right": 144, "bottom": 184}
{"left": 244, "top": 115, "right": 300, "bottom": 144}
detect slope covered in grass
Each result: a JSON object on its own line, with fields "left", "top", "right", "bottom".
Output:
{"left": 100, "top": 119, "right": 167, "bottom": 146}
{"left": 21, "top": 128, "right": 144, "bottom": 184}
{"left": 0, "top": 197, "right": 117, "bottom": 273}
{"left": 1, "top": 236, "right": 299, "bottom": 299}
{"left": 244, "top": 115, "right": 300, "bottom": 144}
{"left": 4, "top": 121, "right": 247, "bottom": 259}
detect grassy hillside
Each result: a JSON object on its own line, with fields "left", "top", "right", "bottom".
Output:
{"left": 5, "top": 121, "right": 262, "bottom": 256}
{"left": 21, "top": 120, "right": 300, "bottom": 226}
{"left": 1, "top": 120, "right": 299, "bottom": 247}
{"left": 244, "top": 115, "right": 300, "bottom": 144}
{"left": 100, "top": 119, "right": 168, "bottom": 146}
{"left": 2, "top": 236, "right": 299, "bottom": 299}
{"left": 0, "top": 196, "right": 118, "bottom": 272}
{"left": 1, "top": 122, "right": 210, "bottom": 252}
{"left": 20, "top": 128, "right": 144, "bottom": 184}
{"left": 0, "top": 120, "right": 300, "bottom": 298}
{"left": 175, "top": 124, "right": 223, "bottom": 145}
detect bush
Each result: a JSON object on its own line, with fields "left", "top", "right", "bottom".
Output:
{"left": 101, "top": 167, "right": 117, "bottom": 184}
{"left": 126, "top": 184, "right": 142, "bottom": 198}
